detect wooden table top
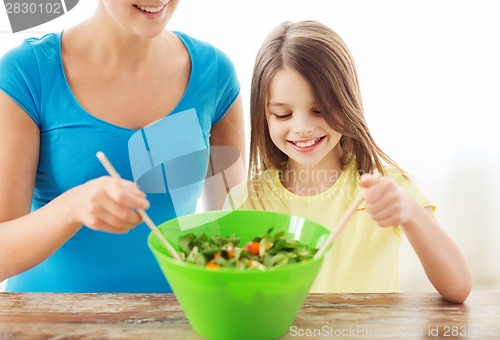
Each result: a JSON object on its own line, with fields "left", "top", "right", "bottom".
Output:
{"left": 0, "top": 292, "right": 499, "bottom": 339}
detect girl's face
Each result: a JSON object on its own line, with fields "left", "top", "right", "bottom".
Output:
{"left": 266, "top": 67, "right": 342, "bottom": 169}
{"left": 100, "top": 0, "right": 179, "bottom": 38}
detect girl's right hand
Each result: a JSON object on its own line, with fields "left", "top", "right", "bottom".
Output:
{"left": 70, "top": 176, "right": 150, "bottom": 234}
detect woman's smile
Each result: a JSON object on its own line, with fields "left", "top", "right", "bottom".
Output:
{"left": 133, "top": 2, "right": 168, "bottom": 19}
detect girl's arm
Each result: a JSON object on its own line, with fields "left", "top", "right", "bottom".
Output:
{"left": 360, "top": 173, "right": 472, "bottom": 303}
{"left": 0, "top": 92, "right": 149, "bottom": 282}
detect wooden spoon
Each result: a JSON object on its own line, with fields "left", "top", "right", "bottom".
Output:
{"left": 313, "top": 193, "right": 364, "bottom": 260}
{"left": 96, "top": 151, "right": 182, "bottom": 262}
{"left": 314, "top": 170, "right": 380, "bottom": 260}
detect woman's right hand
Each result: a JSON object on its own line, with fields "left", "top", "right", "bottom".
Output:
{"left": 70, "top": 176, "right": 150, "bottom": 234}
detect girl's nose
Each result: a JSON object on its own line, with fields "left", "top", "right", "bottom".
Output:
{"left": 292, "top": 114, "right": 314, "bottom": 135}
{"left": 293, "top": 126, "right": 314, "bottom": 135}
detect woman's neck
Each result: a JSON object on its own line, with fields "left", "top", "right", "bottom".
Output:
{"left": 65, "top": 18, "right": 171, "bottom": 72}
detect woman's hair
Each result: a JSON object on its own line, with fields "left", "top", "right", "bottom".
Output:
{"left": 249, "top": 20, "right": 406, "bottom": 179}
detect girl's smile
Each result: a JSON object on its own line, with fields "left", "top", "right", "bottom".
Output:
{"left": 288, "top": 136, "right": 326, "bottom": 152}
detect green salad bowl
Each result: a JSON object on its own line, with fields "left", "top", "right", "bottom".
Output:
{"left": 148, "top": 210, "right": 330, "bottom": 340}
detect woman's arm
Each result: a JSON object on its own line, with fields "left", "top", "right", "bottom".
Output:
{"left": 210, "top": 95, "right": 246, "bottom": 161}
{"left": 360, "top": 173, "right": 472, "bottom": 303}
{"left": 204, "top": 95, "right": 247, "bottom": 210}
{"left": 0, "top": 91, "right": 149, "bottom": 282}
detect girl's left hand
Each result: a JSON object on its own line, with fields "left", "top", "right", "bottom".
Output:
{"left": 359, "top": 173, "right": 413, "bottom": 227}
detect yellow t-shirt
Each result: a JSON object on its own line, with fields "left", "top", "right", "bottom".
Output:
{"left": 225, "top": 162, "right": 434, "bottom": 293}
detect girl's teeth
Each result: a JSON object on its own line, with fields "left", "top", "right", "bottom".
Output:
{"left": 137, "top": 5, "right": 163, "bottom": 13}
{"left": 294, "top": 137, "right": 321, "bottom": 148}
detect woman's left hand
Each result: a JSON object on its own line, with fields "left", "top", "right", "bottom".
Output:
{"left": 359, "top": 173, "right": 413, "bottom": 227}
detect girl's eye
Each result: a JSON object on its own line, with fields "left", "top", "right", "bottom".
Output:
{"left": 272, "top": 113, "right": 292, "bottom": 120}
{"left": 312, "top": 110, "right": 322, "bottom": 116}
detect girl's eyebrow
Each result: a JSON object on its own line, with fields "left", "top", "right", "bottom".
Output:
{"left": 267, "top": 102, "right": 287, "bottom": 108}
{"left": 268, "top": 101, "right": 318, "bottom": 108}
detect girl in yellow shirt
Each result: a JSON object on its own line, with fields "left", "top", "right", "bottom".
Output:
{"left": 226, "top": 20, "right": 471, "bottom": 303}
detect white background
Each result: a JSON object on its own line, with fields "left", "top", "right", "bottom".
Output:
{"left": 1, "top": 0, "right": 499, "bottom": 293}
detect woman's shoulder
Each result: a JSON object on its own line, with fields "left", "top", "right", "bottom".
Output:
{"left": 0, "top": 32, "right": 62, "bottom": 126}
{"left": 17, "top": 32, "right": 60, "bottom": 53}
{"left": 25, "top": 32, "right": 61, "bottom": 46}
{"left": 0, "top": 32, "right": 60, "bottom": 65}
{"left": 173, "top": 31, "right": 220, "bottom": 51}
{"left": 0, "top": 31, "right": 62, "bottom": 81}
{"left": 173, "top": 31, "right": 212, "bottom": 49}
{"left": 173, "top": 31, "right": 234, "bottom": 66}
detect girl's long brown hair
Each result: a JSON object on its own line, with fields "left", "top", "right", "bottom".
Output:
{"left": 249, "top": 20, "right": 406, "bottom": 180}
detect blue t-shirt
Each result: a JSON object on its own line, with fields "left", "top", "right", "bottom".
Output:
{"left": 0, "top": 31, "right": 240, "bottom": 292}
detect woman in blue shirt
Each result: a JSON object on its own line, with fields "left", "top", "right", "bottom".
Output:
{"left": 0, "top": 0, "right": 246, "bottom": 292}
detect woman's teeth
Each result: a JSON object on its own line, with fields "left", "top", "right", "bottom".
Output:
{"left": 136, "top": 5, "right": 164, "bottom": 13}
{"left": 293, "top": 137, "right": 322, "bottom": 148}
